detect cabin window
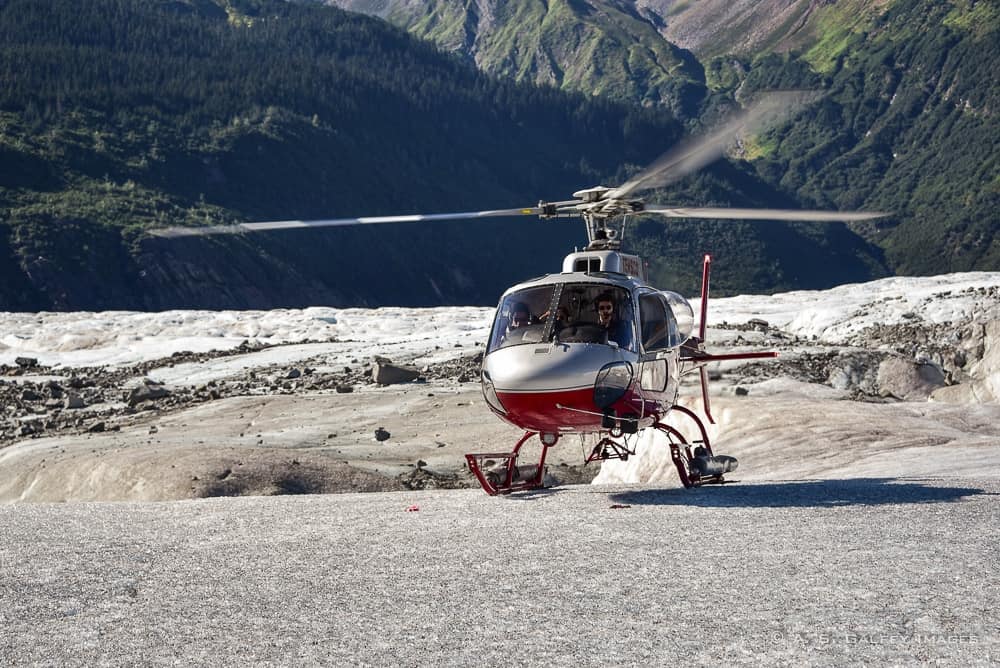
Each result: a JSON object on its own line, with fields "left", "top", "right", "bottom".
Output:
{"left": 488, "top": 283, "right": 636, "bottom": 352}
{"left": 551, "top": 284, "right": 635, "bottom": 351}
{"left": 639, "top": 294, "right": 680, "bottom": 351}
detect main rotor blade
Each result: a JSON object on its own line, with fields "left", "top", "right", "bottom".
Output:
{"left": 152, "top": 206, "right": 544, "bottom": 237}
{"left": 642, "top": 206, "right": 889, "bottom": 222}
{"left": 607, "top": 90, "right": 821, "bottom": 201}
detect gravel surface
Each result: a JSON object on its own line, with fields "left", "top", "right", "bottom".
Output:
{"left": 2, "top": 478, "right": 997, "bottom": 666}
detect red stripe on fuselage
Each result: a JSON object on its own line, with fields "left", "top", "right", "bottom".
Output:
{"left": 494, "top": 385, "right": 659, "bottom": 433}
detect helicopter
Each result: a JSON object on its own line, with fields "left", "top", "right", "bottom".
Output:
{"left": 155, "top": 92, "right": 887, "bottom": 495}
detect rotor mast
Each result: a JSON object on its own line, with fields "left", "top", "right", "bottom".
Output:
{"left": 538, "top": 186, "right": 644, "bottom": 251}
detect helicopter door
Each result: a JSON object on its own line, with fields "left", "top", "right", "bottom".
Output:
{"left": 638, "top": 293, "right": 679, "bottom": 392}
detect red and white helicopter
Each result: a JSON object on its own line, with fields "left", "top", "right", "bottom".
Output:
{"left": 157, "top": 93, "right": 886, "bottom": 495}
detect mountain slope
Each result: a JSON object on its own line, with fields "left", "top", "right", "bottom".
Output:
{"left": 635, "top": 0, "right": 891, "bottom": 64}
{"left": 741, "top": 0, "right": 1000, "bottom": 274}
{"left": 328, "top": 0, "right": 999, "bottom": 283}
{"left": 0, "top": 0, "right": 900, "bottom": 310}
{"left": 329, "top": 0, "right": 707, "bottom": 117}
{"left": 0, "top": 0, "right": 684, "bottom": 309}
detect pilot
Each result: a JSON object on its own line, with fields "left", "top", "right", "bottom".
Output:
{"left": 509, "top": 302, "right": 532, "bottom": 329}
{"left": 500, "top": 301, "right": 533, "bottom": 346}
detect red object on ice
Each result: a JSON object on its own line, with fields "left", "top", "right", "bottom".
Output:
{"left": 406, "top": 505, "right": 420, "bottom": 512}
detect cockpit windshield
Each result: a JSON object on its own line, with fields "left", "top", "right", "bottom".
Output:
{"left": 488, "top": 284, "right": 636, "bottom": 353}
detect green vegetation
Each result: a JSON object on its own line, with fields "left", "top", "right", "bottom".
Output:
{"left": 800, "top": 0, "right": 886, "bottom": 74}
{"left": 943, "top": 0, "right": 1000, "bottom": 38}
{"left": 741, "top": 0, "right": 1000, "bottom": 275}
{"left": 386, "top": 0, "right": 707, "bottom": 118}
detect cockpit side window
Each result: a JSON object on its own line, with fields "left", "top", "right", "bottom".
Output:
{"left": 639, "top": 293, "right": 681, "bottom": 351}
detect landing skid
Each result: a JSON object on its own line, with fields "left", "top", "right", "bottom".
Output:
{"left": 465, "top": 405, "right": 737, "bottom": 495}
{"left": 466, "top": 432, "right": 550, "bottom": 496}
{"left": 582, "top": 405, "right": 738, "bottom": 488}
{"left": 656, "top": 405, "right": 737, "bottom": 488}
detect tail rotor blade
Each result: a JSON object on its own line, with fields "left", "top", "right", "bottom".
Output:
{"left": 699, "top": 253, "right": 711, "bottom": 341}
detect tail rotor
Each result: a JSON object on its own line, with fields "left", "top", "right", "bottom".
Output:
{"left": 698, "top": 254, "right": 714, "bottom": 424}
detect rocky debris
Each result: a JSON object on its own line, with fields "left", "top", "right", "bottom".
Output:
{"left": 931, "top": 317, "right": 1000, "bottom": 403}
{"left": 374, "top": 427, "right": 391, "bottom": 442}
{"left": 127, "top": 380, "right": 171, "bottom": 406}
{"left": 0, "top": 347, "right": 492, "bottom": 448}
{"left": 9, "top": 295, "right": 991, "bottom": 452}
{"left": 372, "top": 360, "right": 420, "bottom": 385}
{"left": 64, "top": 393, "right": 87, "bottom": 409}
{"left": 14, "top": 357, "right": 38, "bottom": 369}
{"left": 419, "top": 351, "right": 483, "bottom": 383}
{"left": 188, "top": 456, "right": 408, "bottom": 497}
{"left": 1, "top": 305, "right": 992, "bottom": 452}
{"left": 876, "top": 358, "right": 947, "bottom": 401}
{"left": 725, "top": 349, "right": 947, "bottom": 400}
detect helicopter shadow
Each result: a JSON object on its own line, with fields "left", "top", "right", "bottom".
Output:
{"left": 501, "top": 485, "right": 568, "bottom": 501}
{"left": 607, "top": 478, "right": 989, "bottom": 509}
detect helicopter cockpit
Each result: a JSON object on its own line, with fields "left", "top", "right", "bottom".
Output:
{"left": 488, "top": 283, "right": 637, "bottom": 352}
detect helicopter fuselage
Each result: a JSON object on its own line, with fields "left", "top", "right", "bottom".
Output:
{"left": 481, "top": 268, "right": 692, "bottom": 438}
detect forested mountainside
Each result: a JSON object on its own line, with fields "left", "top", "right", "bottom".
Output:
{"left": 634, "top": 0, "right": 889, "bottom": 61}
{"left": 0, "top": 0, "right": 681, "bottom": 310}
{"left": 1, "top": 0, "right": 995, "bottom": 310}
{"left": 734, "top": 0, "right": 999, "bottom": 274}
{"left": 328, "top": 0, "right": 707, "bottom": 118}
{"left": 0, "top": 0, "right": 895, "bottom": 310}
{"left": 335, "top": 0, "right": 998, "bottom": 282}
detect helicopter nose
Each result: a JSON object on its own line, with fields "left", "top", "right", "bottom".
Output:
{"left": 484, "top": 343, "right": 628, "bottom": 394}
{"left": 482, "top": 343, "right": 636, "bottom": 432}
